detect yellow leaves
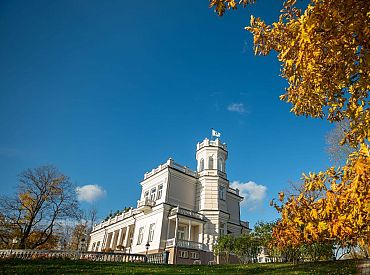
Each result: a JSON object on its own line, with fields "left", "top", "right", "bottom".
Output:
{"left": 19, "top": 192, "right": 35, "bottom": 210}
{"left": 228, "top": 0, "right": 237, "bottom": 9}
{"left": 272, "top": 144, "right": 370, "bottom": 249}
{"left": 208, "top": 0, "right": 370, "bottom": 250}
{"left": 278, "top": 192, "right": 285, "bottom": 202}
{"left": 248, "top": 0, "right": 369, "bottom": 147}
{"left": 318, "top": 221, "right": 327, "bottom": 233}
{"left": 311, "top": 209, "right": 318, "bottom": 219}
{"left": 294, "top": 217, "right": 304, "bottom": 226}
{"left": 209, "top": 0, "right": 255, "bottom": 16}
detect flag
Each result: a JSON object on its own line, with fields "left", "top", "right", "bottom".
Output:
{"left": 212, "top": 129, "right": 221, "bottom": 138}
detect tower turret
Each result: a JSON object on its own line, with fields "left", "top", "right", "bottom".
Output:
{"left": 195, "top": 137, "right": 230, "bottom": 249}
{"left": 196, "top": 138, "right": 228, "bottom": 177}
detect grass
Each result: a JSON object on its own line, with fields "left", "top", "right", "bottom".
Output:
{"left": 0, "top": 259, "right": 358, "bottom": 274}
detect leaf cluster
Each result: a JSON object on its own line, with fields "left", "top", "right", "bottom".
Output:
{"left": 212, "top": 0, "right": 370, "bottom": 147}
{"left": 271, "top": 144, "right": 370, "bottom": 252}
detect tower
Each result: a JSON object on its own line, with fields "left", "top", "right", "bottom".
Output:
{"left": 195, "top": 138, "right": 229, "bottom": 249}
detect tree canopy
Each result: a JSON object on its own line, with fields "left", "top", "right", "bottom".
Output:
{"left": 0, "top": 165, "right": 80, "bottom": 249}
{"left": 210, "top": 0, "right": 370, "bottom": 256}
{"left": 211, "top": 0, "right": 369, "bottom": 147}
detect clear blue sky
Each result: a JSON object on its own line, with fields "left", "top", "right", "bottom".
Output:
{"left": 0, "top": 0, "right": 332, "bottom": 227}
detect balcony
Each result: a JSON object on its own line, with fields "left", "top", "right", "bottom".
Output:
{"left": 137, "top": 197, "right": 156, "bottom": 213}
{"left": 198, "top": 169, "right": 227, "bottom": 178}
{"left": 165, "top": 238, "right": 205, "bottom": 250}
{"left": 169, "top": 206, "right": 204, "bottom": 221}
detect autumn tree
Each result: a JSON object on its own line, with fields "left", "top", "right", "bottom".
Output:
{"left": 209, "top": 0, "right": 369, "bottom": 259}
{"left": 211, "top": 0, "right": 369, "bottom": 147}
{"left": 0, "top": 165, "right": 80, "bottom": 249}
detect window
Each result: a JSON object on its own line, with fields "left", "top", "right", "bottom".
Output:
{"left": 148, "top": 223, "right": 155, "bottom": 242}
{"left": 157, "top": 184, "right": 163, "bottom": 200}
{"left": 91, "top": 242, "right": 96, "bottom": 251}
{"left": 220, "top": 222, "right": 226, "bottom": 236}
{"left": 177, "top": 226, "right": 185, "bottom": 240}
{"left": 179, "top": 250, "right": 188, "bottom": 258}
{"left": 219, "top": 186, "right": 225, "bottom": 201}
{"left": 96, "top": 241, "right": 100, "bottom": 251}
{"left": 137, "top": 227, "right": 144, "bottom": 245}
{"left": 218, "top": 158, "right": 224, "bottom": 172}
{"left": 150, "top": 187, "right": 156, "bottom": 201}
{"left": 199, "top": 158, "right": 204, "bottom": 171}
{"left": 144, "top": 191, "right": 149, "bottom": 199}
{"left": 208, "top": 156, "right": 214, "bottom": 169}
{"left": 190, "top": 251, "right": 199, "bottom": 259}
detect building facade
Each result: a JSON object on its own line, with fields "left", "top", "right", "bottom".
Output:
{"left": 88, "top": 137, "right": 249, "bottom": 264}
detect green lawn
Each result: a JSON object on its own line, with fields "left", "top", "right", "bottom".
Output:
{"left": 0, "top": 259, "right": 358, "bottom": 274}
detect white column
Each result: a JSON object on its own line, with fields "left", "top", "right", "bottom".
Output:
{"left": 188, "top": 220, "right": 191, "bottom": 241}
{"left": 110, "top": 231, "right": 115, "bottom": 250}
{"left": 174, "top": 216, "right": 179, "bottom": 244}
{"left": 124, "top": 227, "right": 130, "bottom": 248}
{"left": 201, "top": 223, "right": 204, "bottom": 244}
{"left": 117, "top": 228, "right": 123, "bottom": 247}
{"left": 109, "top": 232, "right": 115, "bottom": 249}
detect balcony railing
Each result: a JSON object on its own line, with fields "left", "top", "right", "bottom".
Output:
{"left": 137, "top": 197, "right": 156, "bottom": 208}
{"left": 92, "top": 209, "right": 135, "bottom": 231}
{"left": 143, "top": 158, "right": 197, "bottom": 180}
{"left": 198, "top": 169, "right": 227, "bottom": 178}
{"left": 165, "top": 238, "right": 205, "bottom": 250}
{"left": 169, "top": 206, "right": 204, "bottom": 221}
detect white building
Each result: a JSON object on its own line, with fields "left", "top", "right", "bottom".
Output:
{"left": 88, "top": 137, "right": 249, "bottom": 264}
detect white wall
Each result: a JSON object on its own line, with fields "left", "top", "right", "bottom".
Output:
{"left": 130, "top": 207, "right": 164, "bottom": 254}
{"left": 226, "top": 193, "right": 241, "bottom": 225}
{"left": 166, "top": 169, "right": 197, "bottom": 210}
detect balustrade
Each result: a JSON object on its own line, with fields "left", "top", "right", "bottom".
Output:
{"left": 165, "top": 238, "right": 204, "bottom": 250}
{"left": 169, "top": 206, "right": 204, "bottom": 220}
{"left": 0, "top": 249, "right": 170, "bottom": 264}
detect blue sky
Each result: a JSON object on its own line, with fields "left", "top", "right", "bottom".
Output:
{"left": 0, "top": 0, "right": 332, "bottom": 227}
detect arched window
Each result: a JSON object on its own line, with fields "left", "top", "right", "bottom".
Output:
{"left": 218, "top": 158, "right": 224, "bottom": 172}
{"left": 199, "top": 158, "right": 204, "bottom": 171}
{"left": 208, "top": 156, "right": 214, "bottom": 169}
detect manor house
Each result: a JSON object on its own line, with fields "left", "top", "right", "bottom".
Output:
{"left": 88, "top": 137, "right": 249, "bottom": 264}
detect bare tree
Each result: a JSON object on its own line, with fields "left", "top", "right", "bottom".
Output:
{"left": 0, "top": 165, "right": 80, "bottom": 249}
{"left": 87, "top": 206, "right": 98, "bottom": 232}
